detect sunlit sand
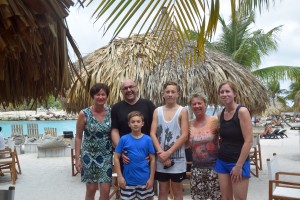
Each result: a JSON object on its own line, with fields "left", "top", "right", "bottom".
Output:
{"left": 0, "top": 128, "right": 299, "bottom": 200}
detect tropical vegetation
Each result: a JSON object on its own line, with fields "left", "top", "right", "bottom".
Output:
{"left": 200, "top": 6, "right": 300, "bottom": 110}
{"left": 286, "top": 81, "right": 300, "bottom": 110}
{"left": 266, "top": 80, "right": 288, "bottom": 107}
{"left": 0, "top": 96, "right": 62, "bottom": 112}
{"left": 207, "top": 7, "right": 300, "bottom": 109}
{"left": 209, "top": 8, "right": 300, "bottom": 81}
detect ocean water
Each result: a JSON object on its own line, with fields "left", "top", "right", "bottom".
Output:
{"left": 0, "top": 120, "right": 76, "bottom": 138}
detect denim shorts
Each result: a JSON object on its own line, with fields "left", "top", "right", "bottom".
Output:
{"left": 214, "top": 159, "right": 251, "bottom": 178}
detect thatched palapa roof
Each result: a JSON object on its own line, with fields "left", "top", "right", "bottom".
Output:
{"left": 66, "top": 35, "right": 269, "bottom": 115}
{"left": 0, "top": 0, "right": 82, "bottom": 106}
{"left": 262, "top": 106, "right": 281, "bottom": 117}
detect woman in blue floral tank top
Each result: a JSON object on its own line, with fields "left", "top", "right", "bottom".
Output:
{"left": 75, "top": 83, "right": 113, "bottom": 200}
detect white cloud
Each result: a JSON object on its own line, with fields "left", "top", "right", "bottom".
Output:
{"left": 66, "top": 2, "right": 152, "bottom": 60}
{"left": 67, "top": 6, "right": 110, "bottom": 59}
{"left": 252, "top": 0, "right": 300, "bottom": 69}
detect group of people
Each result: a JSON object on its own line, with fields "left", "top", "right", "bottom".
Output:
{"left": 75, "top": 79, "right": 253, "bottom": 200}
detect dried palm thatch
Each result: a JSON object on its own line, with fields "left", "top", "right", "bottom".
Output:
{"left": 0, "top": 0, "right": 82, "bottom": 106}
{"left": 66, "top": 34, "right": 269, "bottom": 115}
{"left": 262, "top": 105, "right": 281, "bottom": 117}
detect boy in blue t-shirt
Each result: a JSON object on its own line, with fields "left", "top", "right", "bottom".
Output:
{"left": 114, "top": 111, "right": 156, "bottom": 200}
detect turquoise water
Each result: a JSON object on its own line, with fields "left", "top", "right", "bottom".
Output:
{"left": 0, "top": 120, "right": 76, "bottom": 138}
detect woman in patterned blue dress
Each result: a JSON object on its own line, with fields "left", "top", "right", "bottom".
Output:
{"left": 75, "top": 83, "right": 113, "bottom": 200}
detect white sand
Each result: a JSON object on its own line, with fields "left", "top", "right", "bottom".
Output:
{"left": 0, "top": 129, "right": 299, "bottom": 200}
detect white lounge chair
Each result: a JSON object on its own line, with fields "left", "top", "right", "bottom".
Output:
{"left": 267, "top": 153, "right": 300, "bottom": 199}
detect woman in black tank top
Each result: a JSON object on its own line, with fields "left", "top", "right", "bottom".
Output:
{"left": 214, "top": 80, "right": 253, "bottom": 200}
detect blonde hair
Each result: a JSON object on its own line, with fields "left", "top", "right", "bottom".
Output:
{"left": 189, "top": 93, "right": 208, "bottom": 106}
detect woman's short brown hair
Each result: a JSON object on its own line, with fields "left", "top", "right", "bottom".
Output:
{"left": 90, "top": 83, "right": 110, "bottom": 98}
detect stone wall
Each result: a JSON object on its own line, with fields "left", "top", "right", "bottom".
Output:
{"left": 0, "top": 110, "right": 77, "bottom": 121}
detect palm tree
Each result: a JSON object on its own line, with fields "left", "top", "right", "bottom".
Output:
{"left": 286, "top": 81, "right": 300, "bottom": 100}
{"left": 78, "top": 0, "right": 276, "bottom": 63}
{"left": 267, "top": 80, "right": 288, "bottom": 108}
{"left": 285, "top": 81, "right": 300, "bottom": 110}
{"left": 208, "top": 7, "right": 300, "bottom": 108}
{"left": 295, "top": 91, "right": 300, "bottom": 110}
{"left": 210, "top": 8, "right": 300, "bottom": 82}
{"left": 210, "top": 7, "right": 300, "bottom": 108}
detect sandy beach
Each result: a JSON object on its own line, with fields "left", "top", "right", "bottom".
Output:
{"left": 0, "top": 128, "right": 299, "bottom": 200}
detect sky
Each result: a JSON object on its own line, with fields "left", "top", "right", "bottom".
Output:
{"left": 66, "top": 0, "right": 300, "bottom": 89}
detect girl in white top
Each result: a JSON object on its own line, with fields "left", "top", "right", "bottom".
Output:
{"left": 150, "top": 81, "right": 189, "bottom": 200}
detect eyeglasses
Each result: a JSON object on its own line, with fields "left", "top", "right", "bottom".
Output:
{"left": 121, "top": 85, "right": 136, "bottom": 91}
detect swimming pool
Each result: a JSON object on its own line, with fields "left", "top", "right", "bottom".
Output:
{"left": 0, "top": 120, "right": 76, "bottom": 138}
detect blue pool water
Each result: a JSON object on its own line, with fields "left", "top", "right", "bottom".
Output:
{"left": 0, "top": 120, "right": 76, "bottom": 138}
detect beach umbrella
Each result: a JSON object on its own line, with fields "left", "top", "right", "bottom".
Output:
{"left": 65, "top": 34, "right": 269, "bottom": 115}
{"left": 0, "top": 0, "right": 82, "bottom": 107}
{"left": 262, "top": 105, "right": 281, "bottom": 117}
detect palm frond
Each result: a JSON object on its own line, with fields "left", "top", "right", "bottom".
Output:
{"left": 240, "top": 0, "right": 276, "bottom": 15}
{"left": 253, "top": 66, "right": 300, "bottom": 81}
